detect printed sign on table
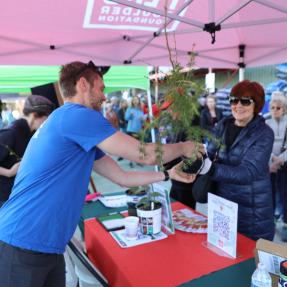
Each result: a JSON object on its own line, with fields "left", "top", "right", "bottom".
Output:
{"left": 207, "top": 193, "right": 238, "bottom": 258}
{"left": 151, "top": 183, "right": 175, "bottom": 234}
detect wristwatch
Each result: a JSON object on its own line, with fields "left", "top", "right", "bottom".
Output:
{"left": 163, "top": 170, "right": 170, "bottom": 181}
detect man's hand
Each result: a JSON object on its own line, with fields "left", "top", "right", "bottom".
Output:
{"left": 181, "top": 141, "right": 204, "bottom": 159}
{"left": 168, "top": 161, "right": 196, "bottom": 183}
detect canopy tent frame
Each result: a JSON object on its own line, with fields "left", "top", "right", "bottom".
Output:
{"left": 109, "top": 0, "right": 287, "bottom": 69}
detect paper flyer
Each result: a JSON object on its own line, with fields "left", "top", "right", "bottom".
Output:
{"left": 151, "top": 183, "right": 175, "bottom": 234}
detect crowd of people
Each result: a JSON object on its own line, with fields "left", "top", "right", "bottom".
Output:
{"left": 0, "top": 60, "right": 287, "bottom": 286}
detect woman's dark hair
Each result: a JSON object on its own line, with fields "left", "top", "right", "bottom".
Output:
{"left": 230, "top": 80, "right": 265, "bottom": 115}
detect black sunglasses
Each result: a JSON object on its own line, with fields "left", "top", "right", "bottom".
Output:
{"left": 73, "top": 61, "right": 110, "bottom": 84}
{"left": 229, "top": 96, "right": 254, "bottom": 106}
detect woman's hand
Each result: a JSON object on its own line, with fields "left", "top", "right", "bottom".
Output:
{"left": 168, "top": 161, "right": 196, "bottom": 183}
{"left": 0, "top": 162, "right": 20, "bottom": 177}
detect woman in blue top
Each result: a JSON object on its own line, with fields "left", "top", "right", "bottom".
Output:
{"left": 125, "top": 96, "right": 145, "bottom": 136}
{"left": 125, "top": 96, "right": 145, "bottom": 167}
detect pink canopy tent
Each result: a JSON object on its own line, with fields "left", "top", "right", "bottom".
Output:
{"left": 1, "top": 0, "right": 287, "bottom": 68}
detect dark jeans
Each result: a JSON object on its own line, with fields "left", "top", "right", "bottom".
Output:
{"left": 0, "top": 241, "right": 65, "bottom": 287}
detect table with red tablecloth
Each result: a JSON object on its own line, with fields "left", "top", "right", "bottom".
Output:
{"left": 84, "top": 201, "right": 256, "bottom": 287}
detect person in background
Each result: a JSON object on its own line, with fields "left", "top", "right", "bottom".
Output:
{"left": 0, "top": 100, "right": 3, "bottom": 129}
{"left": 117, "top": 99, "right": 128, "bottom": 161}
{"left": 266, "top": 91, "right": 287, "bottom": 241}
{"left": 110, "top": 96, "right": 120, "bottom": 115}
{"left": 0, "top": 95, "right": 54, "bottom": 207}
{"left": 118, "top": 99, "right": 128, "bottom": 133}
{"left": 0, "top": 61, "right": 200, "bottom": 287}
{"left": 200, "top": 94, "right": 223, "bottom": 132}
{"left": 105, "top": 102, "right": 119, "bottom": 129}
{"left": 203, "top": 80, "right": 275, "bottom": 241}
{"left": 125, "top": 96, "right": 146, "bottom": 167}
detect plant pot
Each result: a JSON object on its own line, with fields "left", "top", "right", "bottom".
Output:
{"left": 127, "top": 202, "right": 137, "bottom": 217}
{"left": 181, "top": 157, "right": 203, "bottom": 174}
{"left": 136, "top": 202, "right": 162, "bottom": 235}
{"left": 126, "top": 188, "right": 147, "bottom": 203}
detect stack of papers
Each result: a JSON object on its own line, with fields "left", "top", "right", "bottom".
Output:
{"left": 98, "top": 195, "right": 127, "bottom": 208}
{"left": 172, "top": 208, "right": 207, "bottom": 233}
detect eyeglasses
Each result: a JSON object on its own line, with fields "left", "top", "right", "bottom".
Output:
{"left": 229, "top": 96, "right": 254, "bottom": 106}
{"left": 73, "top": 61, "right": 110, "bottom": 84}
{"left": 271, "top": 106, "right": 282, "bottom": 111}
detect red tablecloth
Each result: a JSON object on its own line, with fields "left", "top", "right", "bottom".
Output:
{"left": 84, "top": 202, "right": 256, "bottom": 287}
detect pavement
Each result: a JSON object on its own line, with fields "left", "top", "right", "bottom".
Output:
{"left": 91, "top": 157, "right": 284, "bottom": 244}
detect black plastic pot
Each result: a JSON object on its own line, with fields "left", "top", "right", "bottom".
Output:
{"left": 181, "top": 157, "right": 203, "bottom": 174}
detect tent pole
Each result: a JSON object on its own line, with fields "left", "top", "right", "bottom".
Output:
{"left": 238, "top": 44, "right": 245, "bottom": 81}
{"left": 146, "top": 87, "right": 158, "bottom": 171}
{"left": 154, "top": 67, "right": 159, "bottom": 104}
{"left": 239, "top": 68, "right": 245, "bottom": 81}
{"left": 110, "top": 0, "right": 203, "bottom": 28}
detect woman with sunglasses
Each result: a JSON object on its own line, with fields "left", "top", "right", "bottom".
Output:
{"left": 266, "top": 91, "right": 287, "bottom": 241}
{"left": 205, "top": 80, "right": 274, "bottom": 241}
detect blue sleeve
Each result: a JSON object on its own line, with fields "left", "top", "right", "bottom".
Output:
{"left": 61, "top": 106, "right": 116, "bottom": 152}
{"left": 125, "top": 108, "right": 132, "bottom": 121}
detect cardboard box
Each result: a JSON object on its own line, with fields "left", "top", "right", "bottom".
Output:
{"left": 255, "top": 239, "right": 287, "bottom": 287}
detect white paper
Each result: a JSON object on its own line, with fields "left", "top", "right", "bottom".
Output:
{"left": 98, "top": 194, "right": 127, "bottom": 208}
{"left": 110, "top": 229, "right": 167, "bottom": 248}
{"left": 207, "top": 193, "right": 238, "bottom": 258}
{"left": 151, "top": 183, "right": 175, "bottom": 234}
{"left": 258, "top": 250, "right": 286, "bottom": 275}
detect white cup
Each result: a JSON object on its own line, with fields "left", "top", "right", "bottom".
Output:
{"left": 124, "top": 216, "right": 139, "bottom": 240}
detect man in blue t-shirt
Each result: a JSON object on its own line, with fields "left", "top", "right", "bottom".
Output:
{"left": 0, "top": 61, "right": 200, "bottom": 287}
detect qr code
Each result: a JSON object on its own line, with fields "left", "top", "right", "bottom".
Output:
{"left": 213, "top": 210, "right": 230, "bottom": 240}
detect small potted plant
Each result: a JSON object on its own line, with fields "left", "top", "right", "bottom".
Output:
{"left": 136, "top": 187, "right": 163, "bottom": 235}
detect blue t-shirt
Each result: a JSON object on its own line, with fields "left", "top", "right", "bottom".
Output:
{"left": 0, "top": 103, "right": 116, "bottom": 254}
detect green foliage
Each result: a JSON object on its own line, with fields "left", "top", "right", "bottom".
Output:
{"left": 139, "top": 59, "right": 212, "bottom": 170}
{"left": 136, "top": 190, "right": 163, "bottom": 210}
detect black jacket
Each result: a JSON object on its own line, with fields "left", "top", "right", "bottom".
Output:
{"left": 200, "top": 107, "right": 223, "bottom": 132}
{"left": 0, "top": 119, "right": 32, "bottom": 201}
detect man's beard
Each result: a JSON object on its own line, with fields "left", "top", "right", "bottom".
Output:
{"left": 89, "top": 94, "right": 103, "bottom": 111}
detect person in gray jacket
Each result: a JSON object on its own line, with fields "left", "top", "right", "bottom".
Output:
{"left": 266, "top": 91, "right": 287, "bottom": 241}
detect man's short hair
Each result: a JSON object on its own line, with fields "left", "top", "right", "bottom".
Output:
{"left": 59, "top": 61, "right": 110, "bottom": 99}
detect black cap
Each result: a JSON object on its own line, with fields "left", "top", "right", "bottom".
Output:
{"left": 23, "top": 95, "right": 54, "bottom": 116}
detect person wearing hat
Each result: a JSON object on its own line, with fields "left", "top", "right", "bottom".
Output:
{"left": 0, "top": 95, "right": 54, "bottom": 207}
{"left": 200, "top": 80, "right": 275, "bottom": 240}
{"left": 0, "top": 61, "right": 200, "bottom": 287}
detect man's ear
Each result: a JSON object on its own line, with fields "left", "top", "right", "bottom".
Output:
{"left": 77, "top": 77, "right": 89, "bottom": 92}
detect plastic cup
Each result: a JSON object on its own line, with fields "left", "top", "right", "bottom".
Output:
{"left": 124, "top": 216, "right": 139, "bottom": 240}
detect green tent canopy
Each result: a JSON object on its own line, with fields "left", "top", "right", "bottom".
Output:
{"left": 0, "top": 66, "right": 149, "bottom": 94}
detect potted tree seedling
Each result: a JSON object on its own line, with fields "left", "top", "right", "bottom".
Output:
{"left": 136, "top": 186, "right": 163, "bottom": 235}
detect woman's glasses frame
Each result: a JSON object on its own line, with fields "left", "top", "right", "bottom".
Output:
{"left": 229, "top": 96, "right": 254, "bottom": 106}
{"left": 270, "top": 106, "right": 282, "bottom": 111}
